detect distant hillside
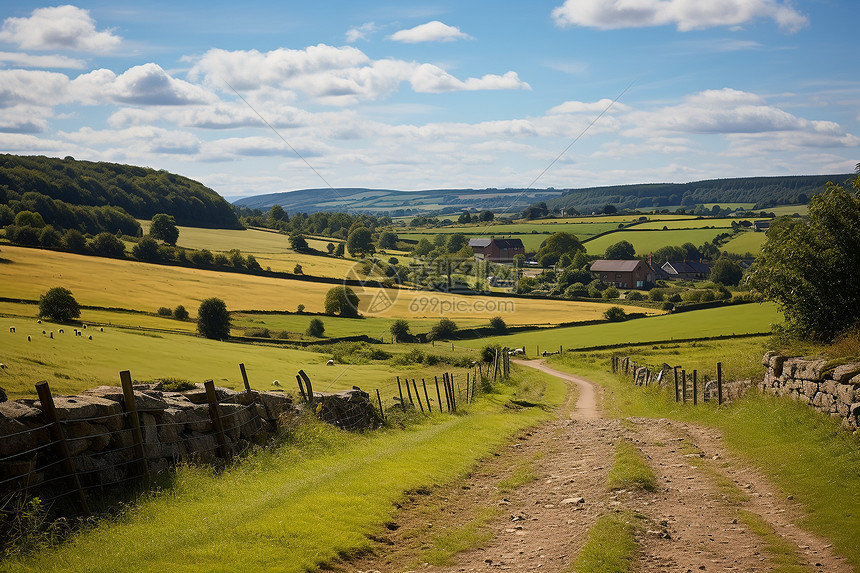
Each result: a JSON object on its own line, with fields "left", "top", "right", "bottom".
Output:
{"left": 0, "top": 154, "right": 241, "bottom": 229}
{"left": 233, "top": 174, "right": 850, "bottom": 216}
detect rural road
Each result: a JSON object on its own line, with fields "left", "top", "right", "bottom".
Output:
{"left": 347, "top": 360, "right": 850, "bottom": 573}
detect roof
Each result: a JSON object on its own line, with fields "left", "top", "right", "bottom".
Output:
{"left": 468, "top": 237, "right": 524, "bottom": 249}
{"left": 662, "top": 261, "right": 711, "bottom": 274}
{"left": 590, "top": 259, "right": 645, "bottom": 273}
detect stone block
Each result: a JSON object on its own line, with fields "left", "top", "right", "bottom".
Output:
{"left": 803, "top": 381, "right": 819, "bottom": 399}
{"left": 82, "top": 386, "right": 169, "bottom": 413}
{"left": 257, "top": 391, "right": 293, "bottom": 422}
{"left": 769, "top": 354, "right": 786, "bottom": 377}
{"left": 831, "top": 363, "right": 860, "bottom": 384}
{"left": 185, "top": 406, "right": 212, "bottom": 432}
{"left": 37, "top": 394, "right": 122, "bottom": 422}
{"left": 822, "top": 380, "right": 837, "bottom": 396}
{"left": 796, "top": 359, "right": 828, "bottom": 381}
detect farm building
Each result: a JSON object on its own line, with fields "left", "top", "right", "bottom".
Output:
{"left": 469, "top": 237, "right": 525, "bottom": 263}
{"left": 589, "top": 259, "right": 657, "bottom": 289}
{"left": 753, "top": 220, "right": 770, "bottom": 232}
{"left": 661, "top": 260, "right": 711, "bottom": 280}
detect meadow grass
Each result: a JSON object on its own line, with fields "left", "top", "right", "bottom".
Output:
{"left": 567, "top": 510, "right": 643, "bottom": 573}
{"left": 3, "top": 367, "right": 567, "bottom": 572}
{"left": 547, "top": 346, "right": 860, "bottom": 570}
{"left": 582, "top": 228, "right": 733, "bottom": 255}
{"left": 0, "top": 245, "right": 655, "bottom": 324}
{"left": 721, "top": 230, "right": 767, "bottom": 255}
{"left": 634, "top": 216, "right": 767, "bottom": 230}
{"left": 457, "top": 302, "right": 780, "bottom": 352}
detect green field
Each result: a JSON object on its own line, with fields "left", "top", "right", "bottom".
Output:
{"left": 634, "top": 216, "right": 766, "bottom": 230}
{"left": 768, "top": 205, "right": 808, "bottom": 217}
{"left": 720, "top": 230, "right": 767, "bottom": 255}
{"left": 582, "top": 228, "right": 733, "bottom": 255}
{"left": 457, "top": 302, "right": 781, "bottom": 351}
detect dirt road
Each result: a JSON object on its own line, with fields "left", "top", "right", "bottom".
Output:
{"left": 346, "top": 361, "right": 850, "bottom": 572}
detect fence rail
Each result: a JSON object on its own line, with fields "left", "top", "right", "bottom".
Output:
{"left": 611, "top": 355, "right": 725, "bottom": 405}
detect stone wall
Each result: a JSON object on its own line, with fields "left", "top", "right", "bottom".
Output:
{"left": 759, "top": 352, "right": 860, "bottom": 432}
{"left": 0, "top": 382, "right": 379, "bottom": 506}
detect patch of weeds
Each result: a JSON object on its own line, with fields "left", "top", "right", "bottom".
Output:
{"left": 568, "top": 510, "right": 643, "bottom": 573}
{"left": 606, "top": 440, "right": 657, "bottom": 492}
{"left": 497, "top": 462, "right": 536, "bottom": 493}
{"left": 420, "top": 507, "right": 500, "bottom": 566}
{"left": 738, "top": 510, "right": 809, "bottom": 573}
{"left": 157, "top": 377, "right": 196, "bottom": 392}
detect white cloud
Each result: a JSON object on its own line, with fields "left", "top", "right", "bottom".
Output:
{"left": 346, "top": 22, "right": 378, "bottom": 43}
{"left": 0, "top": 69, "right": 71, "bottom": 107}
{"left": 0, "top": 51, "right": 86, "bottom": 69}
{"left": 548, "top": 98, "right": 631, "bottom": 114}
{"left": 389, "top": 21, "right": 472, "bottom": 43}
{"left": 0, "top": 5, "right": 121, "bottom": 52}
{"left": 189, "top": 45, "right": 529, "bottom": 105}
{"left": 551, "top": 0, "right": 808, "bottom": 33}
{"left": 71, "top": 64, "right": 216, "bottom": 106}
{"left": 61, "top": 125, "right": 201, "bottom": 156}
{"left": 0, "top": 103, "right": 53, "bottom": 133}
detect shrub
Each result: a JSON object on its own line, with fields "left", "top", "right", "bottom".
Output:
{"left": 565, "top": 282, "right": 588, "bottom": 298}
{"left": 324, "top": 286, "right": 360, "bottom": 318}
{"left": 489, "top": 316, "right": 507, "bottom": 334}
{"left": 297, "top": 304, "right": 305, "bottom": 314}
{"left": 481, "top": 344, "right": 501, "bottom": 363}
{"left": 245, "top": 327, "right": 271, "bottom": 338}
{"left": 294, "top": 264, "right": 303, "bottom": 275}
{"left": 173, "top": 305, "right": 189, "bottom": 320}
{"left": 603, "top": 286, "right": 620, "bottom": 299}
{"left": 390, "top": 319, "right": 411, "bottom": 342}
{"left": 89, "top": 232, "right": 125, "bottom": 258}
{"left": 197, "top": 298, "right": 230, "bottom": 340}
{"left": 662, "top": 302, "right": 675, "bottom": 311}
{"left": 604, "top": 306, "right": 627, "bottom": 322}
{"left": 648, "top": 288, "right": 664, "bottom": 302}
{"left": 306, "top": 318, "right": 325, "bottom": 337}
{"left": 38, "top": 287, "right": 80, "bottom": 322}
{"left": 626, "top": 291, "right": 644, "bottom": 301}
{"left": 428, "top": 317, "right": 457, "bottom": 341}
{"left": 157, "top": 306, "right": 172, "bottom": 316}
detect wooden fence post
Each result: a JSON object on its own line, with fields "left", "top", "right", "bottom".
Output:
{"left": 296, "top": 375, "right": 306, "bottom": 402}
{"left": 412, "top": 379, "right": 424, "bottom": 414}
{"left": 717, "top": 362, "right": 723, "bottom": 405}
{"left": 204, "top": 380, "right": 230, "bottom": 461}
{"left": 397, "top": 376, "right": 405, "bottom": 411}
{"left": 298, "top": 370, "right": 314, "bottom": 406}
{"left": 422, "top": 379, "right": 432, "bottom": 413}
{"left": 36, "top": 381, "right": 89, "bottom": 514}
{"left": 681, "top": 370, "right": 687, "bottom": 404}
{"left": 119, "top": 370, "right": 149, "bottom": 482}
{"left": 673, "top": 367, "right": 679, "bottom": 402}
{"left": 376, "top": 388, "right": 385, "bottom": 421}
{"left": 435, "top": 376, "right": 444, "bottom": 413}
{"left": 693, "top": 370, "right": 698, "bottom": 405}
{"left": 405, "top": 375, "right": 414, "bottom": 407}
{"left": 449, "top": 373, "right": 457, "bottom": 412}
{"left": 239, "top": 363, "right": 251, "bottom": 393}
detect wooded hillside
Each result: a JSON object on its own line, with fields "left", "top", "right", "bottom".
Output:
{"left": 0, "top": 154, "right": 241, "bottom": 229}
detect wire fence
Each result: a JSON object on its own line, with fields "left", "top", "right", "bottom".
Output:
{"left": 611, "top": 355, "right": 730, "bottom": 405}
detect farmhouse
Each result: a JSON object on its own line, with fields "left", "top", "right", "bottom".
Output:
{"left": 753, "top": 220, "right": 770, "bottom": 232}
{"left": 589, "top": 259, "right": 656, "bottom": 289}
{"left": 661, "top": 260, "right": 711, "bottom": 280}
{"left": 469, "top": 237, "right": 525, "bottom": 263}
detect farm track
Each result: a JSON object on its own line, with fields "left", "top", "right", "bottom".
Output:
{"left": 343, "top": 361, "right": 850, "bottom": 573}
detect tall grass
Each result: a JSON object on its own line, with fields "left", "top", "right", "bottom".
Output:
{"left": 2, "top": 368, "right": 566, "bottom": 572}
{"left": 568, "top": 510, "right": 643, "bottom": 573}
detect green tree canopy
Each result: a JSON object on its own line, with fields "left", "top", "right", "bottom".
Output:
{"left": 536, "top": 232, "right": 584, "bottom": 266}
{"left": 289, "top": 233, "right": 309, "bottom": 252}
{"left": 324, "top": 286, "right": 360, "bottom": 318}
{"left": 428, "top": 317, "right": 457, "bottom": 341}
{"left": 89, "top": 232, "right": 126, "bottom": 258}
{"left": 604, "top": 240, "right": 636, "bottom": 260}
{"left": 306, "top": 318, "right": 325, "bottom": 337}
{"left": 390, "top": 319, "right": 410, "bottom": 342}
{"left": 38, "top": 287, "right": 80, "bottom": 322}
{"left": 149, "top": 213, "right": 179, "bottom": 245}
{"left": 346, "top": 227, "right": 375, "bottom": 257}
{"left": 378, "top": 230, "right": 398, "bottom": 249}
{"left": 710, "top": 257, "right": 744, "bottom": 286}
{"left": 749, "top": 176, "right": 860, "bottom": 341}
{"left": 197, "top": 298, "right": 231, "bottom": 340}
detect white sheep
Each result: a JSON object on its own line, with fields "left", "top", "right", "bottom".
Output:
{"left": 272, "top": 380, "right": 281, "bottom": 386}
{"left": 9, "top": 327, "right": 14, "bottom": 333}
{"left": 0, "top": 363, "right": 7, "bottom": 369}
{"left": 326, "top": 359, "right": 334, "bottom": 366}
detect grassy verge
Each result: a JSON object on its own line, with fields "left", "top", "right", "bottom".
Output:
{"left": 568, "top": 510, "right": 643, "bottom": 573}
{"left": 547, "top": 349, "right": 860, "bottom": 570}
{"left": 738, "top": 510, "right": 810, "bottom": 573}
{"left": 606, "top": 440, "right": 657, "bottom": 492}
{"left": 2, "top": 367, "right": 566, "bottom": 572}
{"left": 420, "top": 507, "right": 500, "bottom": 566}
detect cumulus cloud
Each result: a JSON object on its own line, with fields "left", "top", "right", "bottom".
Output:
{"left": 189, "top": 45, "right": 529, "bottom": 104}
{"left": 346, "top": 22, "right": 378, "bottom": 43}
{"left": 71, "top": 64, "right": 216, "bottom": 106}
{"left": 0, "top": 69, "right": 71, "bottom": 107}
{"left": 389, "top": 21, "right": 472, "bottom": 43}
{"left": 551, "top": 0, "right": 808, "bottom": 33}
{"left": 0, "top": 5, "right": 121, "bottom": 52}
{"left": 0, "top": 51, "right": 86, "bottom": 69}
{"left": 548, "top": 98, "right": 631, "bottom": 114}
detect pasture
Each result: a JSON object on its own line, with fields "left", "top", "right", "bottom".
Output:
{"left": 457, "top": 302, "right": 781, "bottom": 351}
{"left": 582, "top": 228, "right": 734, "bottom": 255}
{"left": 633, "top": 216, "right": 766, "bottom": 230}
{"left": 0, "top": 246, "right": 655, "bottom": 324}
{"left": 720, "top": 231, "right": 767, "bottom": 255}
{"left": 137, "top": 222, "right": 354, "bottom": 278}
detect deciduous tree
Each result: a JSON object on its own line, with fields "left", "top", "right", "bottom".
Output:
{"left": 197, "top": 298, "right": 231, "bottom": 340}
{"left": 38, "top": 287, "right": 80, "bottom": 322}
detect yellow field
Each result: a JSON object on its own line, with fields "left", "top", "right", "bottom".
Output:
{"left": 0, "top": 246, "right": 659, "bottom": 325}
{"left": 137, "top": 222, "right": 356, "bottom": 277}
{"left": 721, "top": 231, "right": 767, "bottom": 255}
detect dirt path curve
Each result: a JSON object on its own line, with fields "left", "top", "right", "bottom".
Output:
{"left": 344, "top": 360, "right": 851, "bottom": 573}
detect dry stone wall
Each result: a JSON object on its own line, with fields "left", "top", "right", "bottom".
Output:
{"left": 0, "top": 382, "right": 379, "bottom": 506}
{"left": 759, "top": 352, "right": 860, "bottom": 432}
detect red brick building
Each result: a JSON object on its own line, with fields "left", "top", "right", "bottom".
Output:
{"left": 468, "top": 237, "right": 525, "bottom": 263}
{"left": 590, "top": 259, "right": 656, "bottom": 289}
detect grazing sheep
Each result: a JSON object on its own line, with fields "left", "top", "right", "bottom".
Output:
{"left": 27, "top": 336, "right": 31, "bottom": 342}
{"left": 58, "top": 329, "right": 64, "bottom": 333}
{"left": 88, "top": 335, "right": 92, "bottom": 340}
{"left": 83, "top": 324, "right": 87, "bottom": 329}
{"left": 9, "top": 327, "right": 14, "bottom": 333}
{"left": 326, "top": 359, "right": 334, "bottom": 366}
{"left": 100, "top": 327, "right": 103, "bottom": 332}
{"left": 272, "top": 380, "right": 281, "bottom": 386}
{"left": 0, "top": 363, "right": 7, "bottom": 369}
{"left": 42, "top": 330, "right": 46, "bottom": 335}
{"left": 37, "top": 320, "right": 41, "bottom": 324}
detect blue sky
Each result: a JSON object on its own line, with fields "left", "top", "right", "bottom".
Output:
{"left": 0, "top": 1, "right": 857, "bottom": 200}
